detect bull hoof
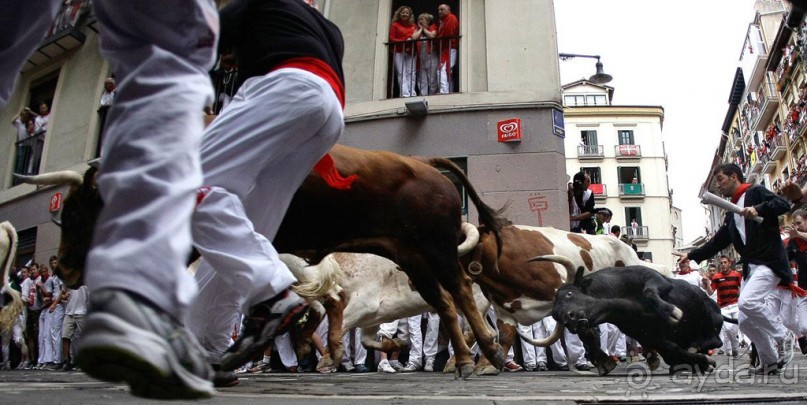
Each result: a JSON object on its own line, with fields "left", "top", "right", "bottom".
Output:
{"left": 474, "top": 365, "right": 500, "bottom": 376}
{"left": 647, "top": 355, "right": 661, "bottom": 371}
{"left": 316, "top": 356, "right": 335, "bottom": 373}
{"left": 443, "top": 358, "right": 457, "bottom": 374}
{"left": 490, "top": 348, "right": 506, "bottom": 370}
{"left": 669, "top": 306, "right": 683, "bottom": 324}
{"left": 596, "top": 359, "right": 617, "bottom": 376}
{"left": 456, "top": 363, "right": 475, "bottom": 380}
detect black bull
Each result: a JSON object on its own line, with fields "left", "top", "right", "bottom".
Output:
{"left": 529, "top": 261, "right": 729, "bottom": 376}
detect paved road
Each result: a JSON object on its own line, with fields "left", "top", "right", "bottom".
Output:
{"left": 3, "top": 353, "right": 807, "bottom": 404}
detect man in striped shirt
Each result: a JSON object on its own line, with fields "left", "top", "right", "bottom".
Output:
{"left": 703, "top": 255, "right": 741, "bottom": 358}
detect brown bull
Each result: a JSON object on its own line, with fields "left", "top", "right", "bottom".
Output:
{"left": 16, "top": 144, "right": 507, "bottom": 379}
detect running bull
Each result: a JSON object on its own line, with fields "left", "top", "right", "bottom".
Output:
{"left": 521, "top": 255, "right": 727, "bottom": 376}
{"left": 15, "top": 144, "right": 508, "bottom": 379}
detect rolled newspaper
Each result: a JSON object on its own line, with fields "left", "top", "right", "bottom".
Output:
{"left": 701, "top": 191, "right": 763, "bottom": 224}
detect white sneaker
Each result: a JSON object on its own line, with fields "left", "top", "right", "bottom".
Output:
{"left": 401, "top": 363, "right": 421, "bottom": 372}
{"left": 378, "top": 360, "right": 396, "bottom": 373}
{"left": 424, "top": 358, "right": 435, "bottom": 372}
{"left": 388, "top": 360, "right": 405, "bottom": 372}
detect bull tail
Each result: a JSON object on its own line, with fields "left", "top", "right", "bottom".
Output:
{"left": 425, "top": 157, "right": 508, "bottom": 257}
{"left": 528, "top": 254, "right": 577, "bottom": 285}
{"left": 723, "top": 316, "right": 738, "bottom": 325}
{"left": 0, "top": 221, "right": 23, "bottom": 333}
{"left": 517, "top": 320, "right": 564, "bottom": 347}
{"left": 286, "top": 254, "right": 346, "bottom": 302}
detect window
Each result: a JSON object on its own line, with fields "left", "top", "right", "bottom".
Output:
{"left": 617, "top": 166, "right": 640, "bottom": 183}
{"left": 564, "top": 94, "right": 606, "bottom": 107}
{"left": 15, "top": 227, "right": 37, "bottom": 270}
{"left": 581, "top": 130, "right": 598, "bottom": 146}
{"left": 625, "top": 207, "right": 642, "bottom": 226}
{"left": 637, "top": 251, "right": 653, "bottom": 262}
{"left": 618, "top": 130, "right": 634, "bottom": 145}
{"left": 581, "top": 167, "right": 601, "bottom": 184}
{"left": 387, "top": 0, "right": 460, "bottom": 98}
{"left": 12, "top": 70, "right": 59, "bottom": 185}
{"left": 438, "top": 157, "right": 468, "bottom": 217}
{"left": 586, "top": 94, "right": 607, "bottom": 106}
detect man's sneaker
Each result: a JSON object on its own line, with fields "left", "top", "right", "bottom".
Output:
{"left": 424, "top": 358, "right": 435, "bottom": 372}
{"left": 537, "top": 361, "right": 549, "bottom": 371}
{"left": 75, "top": 289, "right": 214, "bottom": 399}
{"left": 401, "top": 363, "right": 421, "bottom": 372}
{"left": 523, "top": 363, "right": 536, "bottom": 372}
{"left": 355, "top": 364, "right": 370, "bottom": 373}
{"left": 249, "top": 360, "right": 272, "bottom": 373}
{"left": 220, "top": 290, "right": 308, "bottom": 371}
{"left": 341, "top": 363, "right": 355, "bottom": 372}
{"left": 388, "top": 360, "right": 405, "bottom": 372}
{"left": 212, "top": 365, "right": 239, "bottom": 387}
{"left": 573, "top": 363, "right": 592, "bottom": 371}
{"left": 378, "top": 360, "right": 396, "bottom": 373}
{"left": 750, "top": 362, "right": 781, "bottom": 375}
{"left": 503, "top": 361, "right": 523, "bottom": 372}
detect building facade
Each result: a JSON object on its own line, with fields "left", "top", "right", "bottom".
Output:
{"left": 702, "top": 0, "right": 803, "bottom": 264}
{"left": 0, "top": 0, "right": 568, "bottom": 265}
{"left": 562, "top": 81, "right": 676, "bottom": 270}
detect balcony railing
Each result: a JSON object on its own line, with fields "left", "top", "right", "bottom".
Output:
{"left": 622, "top": 225, "right": 649, "bottom": 240}
{"left": 12, "top": 133, "right": 46, "bottom": 186}
{"left": 614, "top": 144, "right": 641, "bottom": 159}
{"left": 577, "top": 144, "right": 603, "bottom": 160}
{"left": 385, "top": 35, "right": 461, "bottom": 99}
{"left": 23, "top": 0, "right": 89, "bottom": 73}
{"left": 618, "top": 183, "right": 644, "bottom": 199}
{"left": 770, "top": 133, "right": 786, "bottom": 160}
{"left": 753, "top": 74, "right": 781, "bottom": 133}
{"left": 590, "top": 183, "right": 606, "bottom": 200}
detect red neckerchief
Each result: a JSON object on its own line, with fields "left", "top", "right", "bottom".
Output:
{"left": 731, "top": 183, "right": 751, "bottom": 204}
{"left": 678, "top": 268, "right": 692, "bottom": 275}
{"left": 787, "top": 237, "right": 807, "bottom": 251}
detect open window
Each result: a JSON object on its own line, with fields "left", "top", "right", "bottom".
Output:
{"left": 12, "top": 70, "right": 59, "bottom": 186}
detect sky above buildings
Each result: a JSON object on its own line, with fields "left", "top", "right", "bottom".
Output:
{"left": 555, "top": 0, "right": 760, "bottom": 244}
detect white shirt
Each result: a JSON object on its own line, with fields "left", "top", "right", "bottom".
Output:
{"left": 64, "top": 286, "right": 89, "bottom": 316}
{"left": 734, "top": 193, "right": 746, "bottom": 246}
{"left": 12, "top": 119, "right": 29, "bottom": 142}
{"left": 570, "top": 189, "right": 592, "bottom": 229}
{"left": 674, "top": 271, "right": 702, "bottom": 289}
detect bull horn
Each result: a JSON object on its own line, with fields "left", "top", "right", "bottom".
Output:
{"left": 457, "top": 222, "right": 480, "bottom": 256}
{"left": 14, "top": 171, "right": 83, "bottom": 186}
{"left": 528, "top": 254, "right": 576, "bottom": 285}
{"left": 517, "top": 320, "right": 563, "bottom": 347}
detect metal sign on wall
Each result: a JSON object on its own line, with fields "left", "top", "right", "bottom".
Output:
{"left": 497, "top": 118, "right": 522, "bottom": 142}
{"left": 49, "top": 192, "right": 62, "bottom": 213}
{"left": 552, "top": 109, "right": 565, "bottom": 137}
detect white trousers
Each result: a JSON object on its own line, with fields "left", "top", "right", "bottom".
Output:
{"left": 719, "top": 303, "right": 740, "bottom": 352}
{"left": 1, "top": 320, "right": 23, "bottom": 367}
{"left": 0, "top": 0, "right": 62, "bottom": 105}
{"left": 186, "top": 69, "right": 344, "bottom": 361}
{"left": 38, "top": 310, "right": 52, "bottom": 364}
{"left": 564, "top": 328, "right": 588, "bottom": 367}
{"left": 393, "top": 52, "right": 417, "bottom": 97}
{"left": 49, "top": 305, "right": 65, "bottom": 363}
{"left": 84, "top": 0, "right": 219, "bottom": 321}
{"left": 342, "top": 328, "right": 368, "bottom": 367}
{"left": 767, "top": 289, "right": 807, "bottom": 336}
{"left": 418, "top": 50, "right": 439, "bottom": 96}
{"left": 402, "top": 315, "right": 423, "bottom": 367}
{"left": 738, "top": 264, "right": 788, "bottom": 366}
{"left": 422, "top": 312, "right": 441, "bottom": 360}
{"left": 599, "top": 322, "right": 626, "bottom": 357}
{"left": 437, "top": 49, "right": 458, "bottom": 94}
{"left": 519, "top": 318, "right": 567, "bottom": 367}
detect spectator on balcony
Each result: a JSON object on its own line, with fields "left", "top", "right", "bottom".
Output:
{"left": 389, "top": 6, "right": 419, "bottom": 98}
{"left": 11, "top": 107, "right": 35, "bottom": 175}
{"left": 34, "top": 102, "right": 50, "bottom": 135}
{"left": 568, "top": 172, "right": 595, "bottom": 234}
{"left": 630, "top": 218, "right": 638, "bottom": 236}
{"left": 100, "top": 77, "right": 117, "bottom": 107}
{"left": 631, "top": 176, "right": 638, "bottom": 184}
{"left": 416, "top": 13, "right": 438, "bottom": 96}
{"left": 435, "top": 3, "right": 458, "bottom": 94}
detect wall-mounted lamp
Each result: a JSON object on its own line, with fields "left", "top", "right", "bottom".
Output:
{"left": 405, "top": 99, "right": 429, "bottom": 115}
{"left": 558, "top": 53, "right": 613, "bottom": 85}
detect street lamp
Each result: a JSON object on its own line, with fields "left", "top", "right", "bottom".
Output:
{"left": 558, "top": 53, "right": 613, "bottom": 85}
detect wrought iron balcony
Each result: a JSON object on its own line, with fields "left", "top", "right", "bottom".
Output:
{"left": 621, "top": 225, "right": 649, "bottom": 241}
{"left": 577, "top": 145, "right": 604, "bottom": 161}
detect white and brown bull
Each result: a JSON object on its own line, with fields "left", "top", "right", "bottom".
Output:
{"left": 446, "top": 224, "right": 670, "bottom": 374}
{"left": 15, "top": 144, "right": 508, "bottom": 379}
{"left": 281, "top": 248, "right": 491, "bottom": 372}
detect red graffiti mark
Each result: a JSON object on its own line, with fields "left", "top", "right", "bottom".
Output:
{"left": 528, "top": 194, "right": 549, "bottom": 227}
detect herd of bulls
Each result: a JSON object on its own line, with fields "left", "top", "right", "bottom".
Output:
{"left": 0, "top": 145, "right": 728, "bottom": 378}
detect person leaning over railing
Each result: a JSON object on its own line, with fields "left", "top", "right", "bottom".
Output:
{"left": 389, "top": 6, "right": 420, "bottom": 98}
